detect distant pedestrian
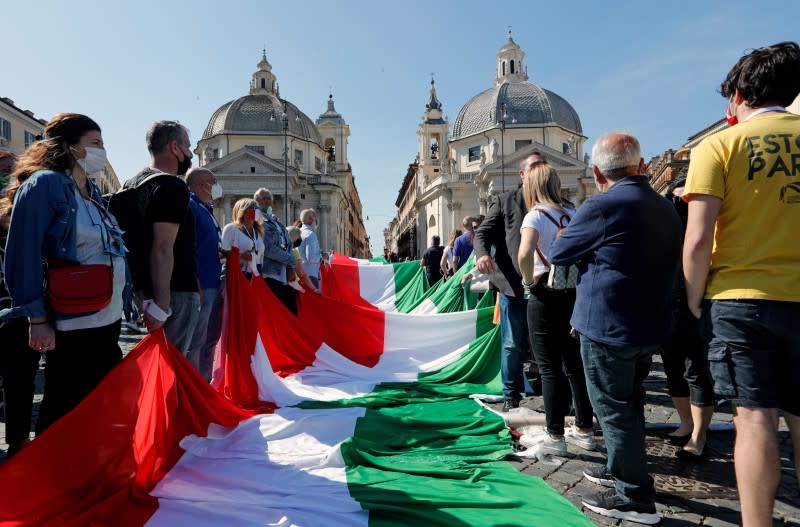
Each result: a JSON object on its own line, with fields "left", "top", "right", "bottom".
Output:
{"left": 452, "top": 216, "right": 474, "bottom": 270}
{"left": 299, "top": 208, "right": 322, "bottom": 290}
{"left": 439, "top": 229, "right": 461, "bottom": 280}
{"left": 287, "top": 226, "right": 321, "bottom": 294}
{"left": 254, "top": 188, "right": 297, "bottom": 314}
{"left": 421, "top": 235, "right": 444, "bottom": 286}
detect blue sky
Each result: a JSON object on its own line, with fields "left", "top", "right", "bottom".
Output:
{"left": 4, "top": 0, "right": 798, "bottom": 254}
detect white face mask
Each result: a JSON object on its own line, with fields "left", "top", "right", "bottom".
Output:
{"left": 211, "top": 183, "right": 223, "bottom": 200}
{"left": 75, "top": 146, "right": 107, "bottom": 174}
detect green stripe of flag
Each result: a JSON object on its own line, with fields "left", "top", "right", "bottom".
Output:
{"left": 343, "top": 399, "right": 594, "bottom": 527}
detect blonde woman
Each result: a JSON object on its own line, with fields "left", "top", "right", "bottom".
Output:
{"left": 517, "top": 163, "right": 594, "bottom": 455}
{"left": 221, "top": 198, "right": 264, "bottom": 278}
{"left": 439, "top": 229, "right": 461, "bottom": 280}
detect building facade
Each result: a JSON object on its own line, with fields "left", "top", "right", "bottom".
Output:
{"left": 387, "top": 33, "right": 593, "bottom": 257}
{"left": 0, "top": 97, "right": 46, "bottom": 156}
{"left": 0, "top": 96, "right": 120, "bottom": 193}
{"left": 196, "top": 53, "right": 370, "bottom": 258}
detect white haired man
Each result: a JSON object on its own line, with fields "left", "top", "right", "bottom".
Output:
{"left": 550, "top": 132, "right": 682, "bottom": 524}
{"left": 299, "top": 208, "right": 322, "bottom": 290}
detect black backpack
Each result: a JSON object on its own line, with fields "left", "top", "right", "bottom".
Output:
{"left": 107, "top": 172, "right": 171, "bottom": 257}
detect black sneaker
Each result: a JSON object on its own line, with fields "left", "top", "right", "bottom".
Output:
{"left": 583, "top": 465, "right": 615, "bottom": 487}
{"left": 581, "top": 489, "right": 660, "bottom": 525}
{"left": 501, "top": 399, "right": 520, "bottom": 412}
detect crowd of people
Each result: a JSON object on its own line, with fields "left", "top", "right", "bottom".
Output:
{"left": 0, "top": 118, "right": 325, "bottom": 459}
{"left": 473, "top": 42, "right": 800, "bottom": 526}
{"left": 0, "top": 41, "right": 798, "bottom": 527}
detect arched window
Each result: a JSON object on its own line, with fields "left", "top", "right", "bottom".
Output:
{"left": 510, "top": 60, "right": 515, "bottom": 74}
{"left": 261, "top": 78, "right": 266, "bottom": 89}
{"left": 502, "top": 61, "right": 506, "bottom": 75}
{"left": 429, "top": 215, "right": 436, "bottom": 227}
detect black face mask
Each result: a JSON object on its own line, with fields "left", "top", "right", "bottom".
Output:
{"left": 176, "top": 149, "right": 192, "bottom": 176}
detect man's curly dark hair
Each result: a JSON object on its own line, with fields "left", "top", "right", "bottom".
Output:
{"left": 720, "top": 41, "right": 800, "bottom": 107}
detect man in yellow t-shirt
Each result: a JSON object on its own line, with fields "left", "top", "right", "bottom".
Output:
{"left": 683, "top": 41, "right": 800, "bottom": 527}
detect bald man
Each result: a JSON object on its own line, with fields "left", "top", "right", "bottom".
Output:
{"left": 550, "top": 132, "right": 681, "bottom": 524}
{"left": 184, "top": 167, "right": 223, "bottom": 380}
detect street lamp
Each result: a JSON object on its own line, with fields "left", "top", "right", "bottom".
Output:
{"left": 280, "top": 100, "right": 289, "bottom": 225}
{"left": 498, "top": 102, "right": 508, "bottom": 193}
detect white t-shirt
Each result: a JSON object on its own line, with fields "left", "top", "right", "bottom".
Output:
{"left": 56, "top": 190, "right": 125, "bottom": 331}
{"left": 221, "top": 223, "right": 264, "bottom": 275}
{"left": 520, "top": 205, "right": 575, "bottom": 281}
{"left": 442, "top": 245, "right": 454, "bottom": 271}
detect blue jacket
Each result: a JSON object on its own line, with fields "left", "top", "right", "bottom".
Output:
{"left": 189, "top": 193, "right": 222, "bottom": 289}
{"left": 261, "top": 214, "right": 294, "bottom": 280}
{"left": 1, "top": 170, "right": 103, "bottom": 320}
{"left": 550, "top": 176, "right": 682, "bottom": 347}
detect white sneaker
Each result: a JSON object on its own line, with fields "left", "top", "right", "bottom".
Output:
{"left": 519, "top": 432, "right": 567, "bottom": 457}
{"left": 564, "top": 425, "right": 596, "bottom": 451}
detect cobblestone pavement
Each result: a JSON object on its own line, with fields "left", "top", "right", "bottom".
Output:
{"left": 1, "top": 330, "right": 798, "bottom": 525}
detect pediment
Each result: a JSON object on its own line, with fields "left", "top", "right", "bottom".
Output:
{"left": 204, "top": 147, "right": 285, "bottom": 174}
{"left": 483, "top": 141, "right": 586, "bottom": 172}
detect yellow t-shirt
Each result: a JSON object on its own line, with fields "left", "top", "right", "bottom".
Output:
{"left": 684, "top": 112, "right": 800, "bottom": 302}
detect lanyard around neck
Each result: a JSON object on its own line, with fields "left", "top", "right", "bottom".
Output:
{"left": 744, "top": 106, "right": 786, "bottom": 121}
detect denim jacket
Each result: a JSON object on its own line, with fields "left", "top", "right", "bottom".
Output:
{"left": 0, "top": 169, "right": 103, "bottom": 321}
{"left": 261, "top": 214, "right": 295, "bottom": 281}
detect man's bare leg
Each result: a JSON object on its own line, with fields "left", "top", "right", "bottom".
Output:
{"left": 733, "top": 406, "right": 780, "bottom": 527}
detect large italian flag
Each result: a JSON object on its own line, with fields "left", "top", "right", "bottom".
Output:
{"left": 322, "top": 253, "right": 485, "bottom": 314}
{"left": 0, "top": 251, "right": 591, "bottom": 527}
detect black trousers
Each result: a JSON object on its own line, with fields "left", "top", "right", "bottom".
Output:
{"left": 0, "top": 318, "right": 40, "bottom": 448}
{"left": 36, "top": 320, "right": 122, "bottom": 434}
{"left": 264, "top": 277, "right": 298, "bottom": 315}
{"left": 526, "top": 282, "right": 594, "bottom": 435}
{"left": 661, "top": 296, "right": 714, "bottom": 407}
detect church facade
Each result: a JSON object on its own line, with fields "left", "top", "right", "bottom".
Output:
{"left": 196, "top": 53, "right": 370, "bottom": 258}
{"left": 387, "top": 34, "right": 594, "bottom": 258}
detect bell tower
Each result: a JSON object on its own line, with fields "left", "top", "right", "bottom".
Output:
{"left": 417, "top": 78, "right": 450, "bottom": 184}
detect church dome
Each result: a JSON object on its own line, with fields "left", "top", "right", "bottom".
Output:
{"left": 202, "top": 95, "right": 323, "bottom": 145}
{"left": 451, "top": 32, "right": 582, "bottom": 139}
{"left": 201, "top": 51, "right": 323, "bottom": 146}
{"left": 452, "top": 82, "right": 582, "bottom": 139}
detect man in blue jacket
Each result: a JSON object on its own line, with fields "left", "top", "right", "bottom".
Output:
{"left": 551, "top": 132, "right": 681, "bottom": 525}
{"left": 185, "top": 167, "right": 223, "bottom": 381}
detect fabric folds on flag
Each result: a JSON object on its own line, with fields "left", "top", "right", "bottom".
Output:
{"left": 0, "top": 250, "right": 593, "bottom": 527}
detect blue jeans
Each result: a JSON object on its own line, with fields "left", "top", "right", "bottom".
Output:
{"left": 186, "top": 286, "right": 223, "bottom": 381}
{"left": 702, "top": 299, "right": 800, "bottom": 414}
{"left": 579, "top": 334, "right": 657, "bottom": 506}
{"left": 500, "top": 292, "right": 529, "bottom": 400}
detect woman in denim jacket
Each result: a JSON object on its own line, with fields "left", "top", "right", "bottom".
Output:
{"left": 0, "top": 113, "right": 125, "bottom": 435}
